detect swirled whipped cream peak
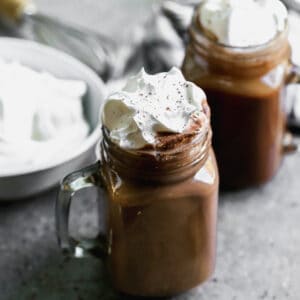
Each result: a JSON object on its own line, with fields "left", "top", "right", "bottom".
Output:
{"left": 102, "top": 67, "right": 208, "bottom": 149}
{"left": 198, "top": 0, "right": 288, "bottom": 47}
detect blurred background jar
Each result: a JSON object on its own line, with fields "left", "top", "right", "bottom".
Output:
{"left": 182, "top": 2, "right": 299, "bottom": 190}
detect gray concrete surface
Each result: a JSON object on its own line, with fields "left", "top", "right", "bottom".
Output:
{"left": 1, "top": 148, "right": 300, "bottom": 300}
{"left": 1, "top": 1, "right": 300, "bottom": 300}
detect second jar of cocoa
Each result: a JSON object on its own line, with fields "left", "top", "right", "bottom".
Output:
{"left": 182, "top": 3, "right": 293, "bottom": 189}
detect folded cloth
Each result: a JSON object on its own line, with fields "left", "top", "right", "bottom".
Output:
{"left": 108, "top": 1, "right": 300, "bottom": 131}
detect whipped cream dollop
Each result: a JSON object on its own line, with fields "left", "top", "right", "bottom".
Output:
{"left": 102, "top": 67, "right": 207, "bottom": 149}
{"left": 199, "top": 0, "right": 288, "bottom": 47}
{"left": 0, "top": 60, "right": 89, "bottom": 175}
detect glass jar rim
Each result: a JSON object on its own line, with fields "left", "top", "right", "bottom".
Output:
{"left": 101, "top": 125, "right": 209, "bottom": 157}
{"left": 191, "top": 4, "right": 289, "bottom": 53}
{"left": 188, "top": 9, "right": 290, "bottom": 77}
{"left": 210, "top": 25, "right": 288, "bottom": 52}
{"left": 100, "top": 126, "right": 211, "bottom": 182}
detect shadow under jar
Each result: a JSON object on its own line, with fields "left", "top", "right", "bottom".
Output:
{"left": 56, "top": 123, "right": 219, "bottom": 297}
{"left": 182, "top": 8, "right": 298, "bottom": 190}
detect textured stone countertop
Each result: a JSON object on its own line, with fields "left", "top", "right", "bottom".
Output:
{"left": 1, "top": 1, "right": 300, "bottom": 300}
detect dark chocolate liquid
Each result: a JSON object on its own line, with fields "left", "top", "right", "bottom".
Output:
{"left": 108, "top": 174, "right": 218, "bottom": 296}
{"left": 205, "top": 87, "right": 285, "bottom": 189}
{"left": 101, "top": 129, "right": 219, "bottom": 297}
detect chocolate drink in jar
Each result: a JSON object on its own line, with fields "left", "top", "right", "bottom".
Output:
{"left": 56, "top": 67, "right": 219, "bottom": 297}
{"left": 182, "top": 0, "right": 300, "bottom": 189}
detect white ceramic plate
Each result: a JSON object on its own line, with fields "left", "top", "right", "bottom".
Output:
{"left": 0, "top": 38, "right": 106, "bottom": 200}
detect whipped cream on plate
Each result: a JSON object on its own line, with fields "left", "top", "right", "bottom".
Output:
{"left": 198, "top": 0, "right": 288, "bottom": 47}
{"left": 0, "top": 59, "right": 89, "bottom": 175}
{"left": 102, "top": 67, "right": 207, "bottom": 149}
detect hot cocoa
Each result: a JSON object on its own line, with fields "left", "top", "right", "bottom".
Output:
{"left": 182, "top": 0, "right": 291, "bottom": 189}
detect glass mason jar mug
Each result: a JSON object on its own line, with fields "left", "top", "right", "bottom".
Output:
{"left": 56, "top": 123, "right": 219, "bottom": 297}
{"left": 182, "top": 8, "right": 300, "bottom": 189}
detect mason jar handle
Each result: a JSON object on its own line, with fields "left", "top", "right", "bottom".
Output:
{"left": 283, "top": 63, "right": 300, "bottom": 153}
{"left": 286, "top": 63, "right": 300, "bottom": 85}
{"left": 55, "top": 161, "right": 107, "bottom": 258}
